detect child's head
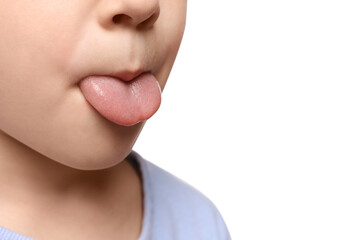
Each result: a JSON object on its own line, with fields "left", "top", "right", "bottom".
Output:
{"left": 0, "top": 0, "right": 186, "bottom": 170}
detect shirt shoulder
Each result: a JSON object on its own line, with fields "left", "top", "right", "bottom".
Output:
{"left": 131, "top": 151, "right": 231, "bottom": 240}
{"left": 0, "top": 226, "right": 34, "bottom": 240}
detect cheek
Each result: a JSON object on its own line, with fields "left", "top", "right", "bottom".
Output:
{"left": 0, "top": 2, "right": 110, "bottom": 168}
{"left": 1, "top": 2, "right": 82, "bottom": 66}
{"left": 160, "top": 0, "right": 187, "bottom": 53}
{"left": 0, "top": 2, "right": 88, "bottom": 123}
{"left": 154, "top": 0, "right": 187, "bottom": 89}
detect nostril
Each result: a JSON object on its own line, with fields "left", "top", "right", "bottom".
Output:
{"left": 112, "top": 14, "right": 127, "bottom": 24}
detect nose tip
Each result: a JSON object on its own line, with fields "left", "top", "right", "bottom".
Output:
{"left": 98, "top": 0, "right": 160, "bottom": 29}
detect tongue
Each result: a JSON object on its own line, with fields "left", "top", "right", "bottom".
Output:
{"left": 79, "top": 73, "right": 161, "bottom": 126}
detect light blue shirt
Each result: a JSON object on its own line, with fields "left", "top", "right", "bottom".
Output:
{"left": 0, "top": 151, "right": 231, "bottom": 240}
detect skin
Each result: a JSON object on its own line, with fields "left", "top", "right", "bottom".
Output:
{"left": 0, "top": 0, "right": 186, "bottom": 239}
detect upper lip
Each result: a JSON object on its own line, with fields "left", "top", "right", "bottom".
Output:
{"left": 106, "top": 68, "right": 146, "bottom": 82}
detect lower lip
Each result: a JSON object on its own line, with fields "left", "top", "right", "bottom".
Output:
{"left": 79, "top": 73, "right": 162, "bottom": 126}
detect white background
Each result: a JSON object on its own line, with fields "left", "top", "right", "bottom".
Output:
{"left": 134, "top": 0, "right": 360, "bottom": 239}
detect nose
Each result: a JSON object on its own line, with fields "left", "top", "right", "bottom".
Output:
{"left": 97, "top": 0, "right": 160, "bottom": 29}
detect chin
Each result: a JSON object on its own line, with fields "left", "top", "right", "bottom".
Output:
{"left": 52, "top": 142, "right": 133, "bottom": 171}
{"left": 47, "top": 122, "right": 145, "bottom": 171}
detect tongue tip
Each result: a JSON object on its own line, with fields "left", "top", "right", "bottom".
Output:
{"left": 116, "top": 120, "right": 142, "bottom": 127}
{"left": 103, "top": 96, "right": 161, "bottom": 126}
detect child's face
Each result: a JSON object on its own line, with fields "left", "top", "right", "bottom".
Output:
{"left": 0, "top": 0, "right": 186, "bottom": 170}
